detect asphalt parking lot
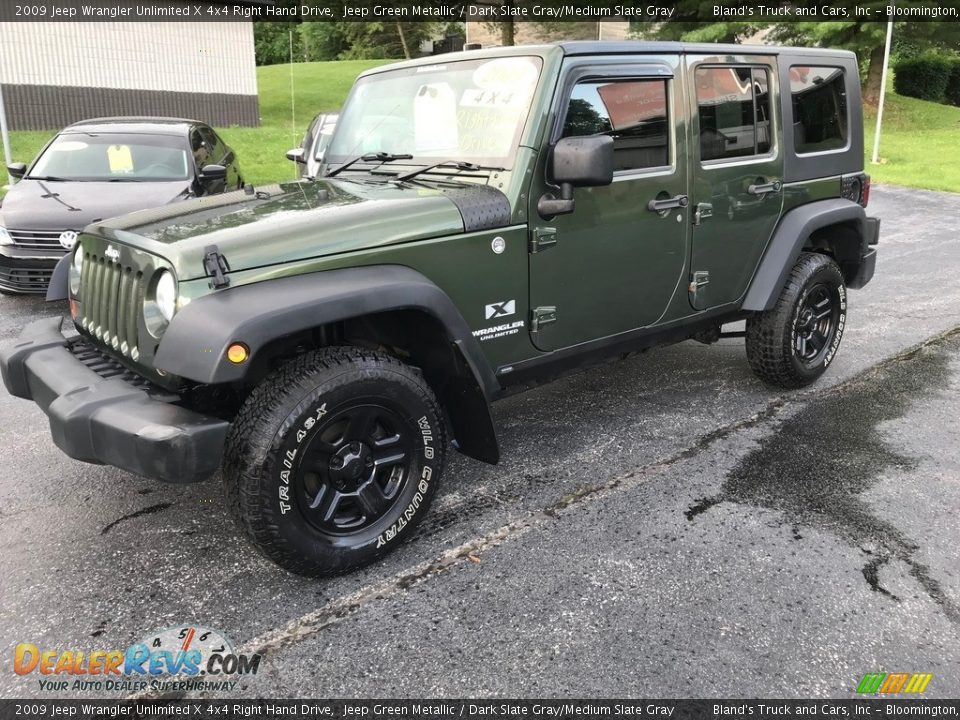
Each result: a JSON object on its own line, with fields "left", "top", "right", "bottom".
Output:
{"left": 1, "top": 185, "right": 958, "bottom": 699}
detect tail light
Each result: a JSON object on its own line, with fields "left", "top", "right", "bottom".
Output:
{"left": 841, "top": 173, "right": 870, "bottom": 208}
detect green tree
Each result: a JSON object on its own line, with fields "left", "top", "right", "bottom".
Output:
{"left": 637, "top": 0, "right": 960, "bottom": 106}
{"left": 254, "top": 21, "right": 303, "bottom": 66}
{"left": 771, "top": 20, "right": 890, "bottom": 104}
{"left": 771, "top": 16, "right": 960, "bottom": 104}
{"left": 299, "top": 22, "right": 350, "bottom": 62}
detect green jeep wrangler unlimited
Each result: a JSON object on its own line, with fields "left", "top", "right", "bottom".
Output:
{"left": 1, "top": 42, "right": 878, "bottom": 576}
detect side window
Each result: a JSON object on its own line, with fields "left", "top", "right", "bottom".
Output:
{"left": 199, "top": 127, "right": 223, "bottom": 161}
{"left": 561, "top": 78, "right": 670, "bottom": 172}
{"left": 189, "top": 129, "right": 210, "bottom": 169}
{"left": 790, "top": 66, "right": 848, "bottom": 154}
{"left": 696, "top": 66, "right": 773, "bottom": 162}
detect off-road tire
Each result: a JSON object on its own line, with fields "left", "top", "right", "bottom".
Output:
{"left": 223, "top": 346, "right": 446, "bottom": 577}
{"left": 746, "top": 252, "right": 847, "bottom": 389}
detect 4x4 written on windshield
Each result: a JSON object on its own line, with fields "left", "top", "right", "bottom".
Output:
{"left": 325, "top": 56, "right": 543, "bottom": 169}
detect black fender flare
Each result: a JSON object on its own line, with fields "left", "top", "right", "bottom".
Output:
{"left": 46, "top": 253, "right": 71, "bottom": 302}
{"left": 742, "top": 199, "right": 866, "bottom": 312}
{"left": 155, "top": 265, "right": 501, "bottom": 463}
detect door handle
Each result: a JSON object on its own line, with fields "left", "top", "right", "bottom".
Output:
{"left": 748, "top": 179, "right": 782, "bottom": 195}
{"left": 647, "top": 194, "right": 689, "bottom": 212}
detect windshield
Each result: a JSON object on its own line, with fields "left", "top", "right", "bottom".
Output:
{"left": 327, "top": 56, "right": 543, "bottom": 169}
{"left": 28, "top": 133, "right": 190, "bottom": 181}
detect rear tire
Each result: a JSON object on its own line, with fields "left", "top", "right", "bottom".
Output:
{"left": 223, "top": 346, "right": 446, "bottom": 576}
{"left": 745, "top": 252, "right": 847, "bottom": 389}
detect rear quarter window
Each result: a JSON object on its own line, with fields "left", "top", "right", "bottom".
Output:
{"left": 790, "top": 66, "right": 848, "bottom": 154}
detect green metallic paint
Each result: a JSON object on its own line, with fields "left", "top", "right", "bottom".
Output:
{"left": 526, "top": 53, "right": 689, "bottom": 351}
{"left": 86, "top": 180, "right": 470, "bottom": 282}
{"left": 685, "top": 54, "right": 784, "bottom": 311}
{"left": 72, "top": 43, "right": 853, "bottom": 391}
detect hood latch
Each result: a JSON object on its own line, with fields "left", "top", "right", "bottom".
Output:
{"left": 203, "top": 245, "right": 231, "bottom": 289}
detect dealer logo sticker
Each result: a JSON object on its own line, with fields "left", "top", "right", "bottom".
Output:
{"left": 485, "top": 299, "right": 515, "bottom": 320}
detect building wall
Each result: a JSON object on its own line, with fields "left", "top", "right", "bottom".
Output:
{"left": 0, "top": 17, "right": 259, "bottom": 130}
{"left": 465, "top": 21, "right": 631, "bottom": 47}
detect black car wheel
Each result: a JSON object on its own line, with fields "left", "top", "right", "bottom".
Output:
{"left": 746, "top": 252, "right": 847, "bottom": 388}
{"left": 223, "top": 347, "right": 446, "bottom": 577}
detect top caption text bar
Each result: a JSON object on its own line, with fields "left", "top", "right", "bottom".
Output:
{"left": 1, "top": 0, "right": 958, "bottom": 22}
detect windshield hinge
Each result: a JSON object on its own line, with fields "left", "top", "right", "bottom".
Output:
{"left": 203, "top": 245, "right": 231, "bottom": 289}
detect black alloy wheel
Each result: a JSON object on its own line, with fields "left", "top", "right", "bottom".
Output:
{"left": 793, "top": 283, "right": 841, "bottom": 367}
{"left": 294, "top": 400, "right": 415, "bottom": 535}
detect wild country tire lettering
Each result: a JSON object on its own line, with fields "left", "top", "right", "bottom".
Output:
{"left": 376, "top": 415, "right": 436, "bottom": 548}
{"left": 825, "top": 286, "right": 847, "bottom": 367}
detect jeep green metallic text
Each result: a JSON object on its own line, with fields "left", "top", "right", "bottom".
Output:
{"left": 1, "top": 43, "right": 879, "bottom": 576}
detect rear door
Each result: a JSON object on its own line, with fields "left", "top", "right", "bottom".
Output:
{"left": 686, "top": 56, "right": 783, "bottom": 310}
{"left": 527, "top": 58, "right": 689, "bottom": 351}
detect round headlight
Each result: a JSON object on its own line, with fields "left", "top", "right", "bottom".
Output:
{"left": 155, "top": 270, "right": 177, "bottom": 323}
{"left": 69, "top": 249, "right": 83, "bottom": 295}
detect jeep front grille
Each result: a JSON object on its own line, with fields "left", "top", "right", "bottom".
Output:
{"left": 78, "top": 251, "right": 146, "bottom": 360}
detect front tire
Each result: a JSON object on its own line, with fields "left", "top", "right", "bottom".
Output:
{"left": 745, "top": 252, "right": 847, "bottom": 389}
{"left": 223, "top": 347, "right": 446, "bottom": 576}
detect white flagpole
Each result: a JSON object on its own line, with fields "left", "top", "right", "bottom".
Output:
{"left": 871, "top": 11, "right": 895, "bottom": 164}
{"left": 0, "top": 87, "right": 12, "bottom": 186}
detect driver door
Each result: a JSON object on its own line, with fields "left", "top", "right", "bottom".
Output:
{"left": 527, "top": 60, "right": 688, "bottom": 352}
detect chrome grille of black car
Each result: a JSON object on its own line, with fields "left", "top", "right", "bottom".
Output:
{"left": 77, "top": 251, "right": 146, "bottom": 360}
{"left": 8, "top": 229, "right": 66, "bottom": 249}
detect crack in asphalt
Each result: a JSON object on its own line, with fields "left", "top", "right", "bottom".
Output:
{"left": 685, "top": 326, "right": 960, "bottom": 624}
{"left": 100, "top": 502, "right": 173, "bottom": 535}
{"left": 134, "top": 325, "right": 960, "bottom": 699}
{"left": 222, "top": 396, "right": 793, "bottom": 675}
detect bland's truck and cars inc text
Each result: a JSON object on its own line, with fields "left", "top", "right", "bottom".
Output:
{"left": 3, "top": 2, "right": 960, "bottom": 712}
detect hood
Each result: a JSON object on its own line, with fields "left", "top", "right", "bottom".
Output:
{"left": 0, "top": 178, "right": 191, "bottom": 231}
{"left": 86, "top": 178, "right": 512, "bottom": 281}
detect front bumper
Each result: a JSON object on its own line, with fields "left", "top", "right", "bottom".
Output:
{"left": 0, "top": 249, "right": 59, "bottom": 293}
{"left": 0, "top": 317, "right": 229, "bottom": 483}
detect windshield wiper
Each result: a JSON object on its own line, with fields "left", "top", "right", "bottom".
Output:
{"left": 326, "top": 152, "right": 413, "bottom": 178}
{"left": 27, "top": 175, "right": 72, "bottom": 181}
{"left": 396, "top": 161, "right": 505, "bottom": 183}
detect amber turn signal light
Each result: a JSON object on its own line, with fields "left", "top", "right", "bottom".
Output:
{"left": 226, "top": 343, "right": 249, "bottom": 364}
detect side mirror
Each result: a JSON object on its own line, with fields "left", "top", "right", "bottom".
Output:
{"left": 199, "top": 164, "right": 227, "bottom": 181}
{"left": 538, "top": 136, "right": 614, "bottom": 220}
{"left": 7, "top": 163, "right": 27, "bottom": 181}
{"left": 286, "top": 148, "right": 306, "bottom": 164}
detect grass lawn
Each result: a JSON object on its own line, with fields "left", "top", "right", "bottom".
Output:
{"left": 863, "top": 93, "right": 960, "bottom": 193}
{"left": 2, "top": 59, "right": 959, "bottom": 194}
